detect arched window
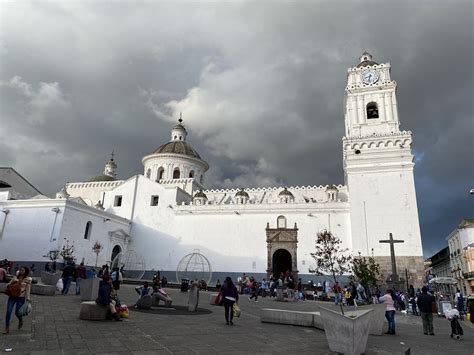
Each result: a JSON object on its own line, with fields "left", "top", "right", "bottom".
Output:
{"left": 157, "top": 167, "right": 164, "bottom": 181}
{"left": 277, "top": 215, "right": 287, "bottom": 229}
{"left": 84, "top": 221, "right": 92, "bottom": 240}
{"left": 146, "top": 168, "right": 151, "bottom": 178}
{"left": 189, "top": 170, "right": 195, "bottom": 178}
{"left": 173, "top": 168, "right": 180, "bottom": 179}
{"left": 366, "top": 102, "right": 379, "bottom": 119}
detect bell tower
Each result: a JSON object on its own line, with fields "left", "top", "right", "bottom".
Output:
{"left": 343, "top": 53, "right": 424, "bottom": 286}
{"left": 344, "top": 52, "right": 401, "bottom": 138}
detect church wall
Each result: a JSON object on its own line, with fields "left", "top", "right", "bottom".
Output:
{"left": 0, "top": 200, "right": 65, "bottom": 262}
{"left": 347, "top": 169, "right": 423, "bottom": 257}
{"left": 66, "top": 181, "right": 123, "bottom": 206}
{"left": 0, "top": 199, "right": 130, "bottom": 267}
{"left": 59, "top": 202, "right": 131, "bottom": 266}
{"left": 126, "top": 195, "right": 352, "bottom": 276}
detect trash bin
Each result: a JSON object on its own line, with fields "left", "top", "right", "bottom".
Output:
{"left": 181, "top": 278, "right": 190, "bottom": 292}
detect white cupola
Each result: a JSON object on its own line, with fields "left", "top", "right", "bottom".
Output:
{"left": 142, "top": 115, "right": 209, "bottom": 196}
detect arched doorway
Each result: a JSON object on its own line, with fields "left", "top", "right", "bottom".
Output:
{"left": 272, "top": 249, "right": 292, "bottom": 279}
{"left": 111, "top": 245, "right": 121, "bottom": 262}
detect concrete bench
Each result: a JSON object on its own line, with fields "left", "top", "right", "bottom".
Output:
{"left": 31, "top": 284, "right": 56, "bottom": 296}
{"left": 261, "top": 308, "right": 323, "bottom": 329}
{"left": 136, "top": 294, "right": 152, "bottom": 309}
{"left": 152, "top": 292, "right": 172, "bottom": 307}
{"left": 79, "top": 301, "right": 109, "bottom": 320}
{"left": 0, "top": 282, "right": 56, "bottom": 296}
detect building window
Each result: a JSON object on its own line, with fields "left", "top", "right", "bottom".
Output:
{"left": 151, "top": 195, "right": 159, "bottom": 206}
{"left": 114, "top": 195, "right": 122, "bottom": 207}
{"left": 189, "top": 170, "right": 195, "bottom": 178}
{"left": 84, "top": 221, "right": 92, "bottom": 240}
{"left": 146, "top": 169, "right": 151, "bottom": 178}
{"left": 277, "top": 215, "right": 287, "bottom": 229}
{"left": 157, "top": 167, "right": 164, "bottom": 181}
{"left": 173, "top": 168, "right": 180, "bottom": 179}
{"left": 366, "top": 102, "right": 379, "bottom": 119}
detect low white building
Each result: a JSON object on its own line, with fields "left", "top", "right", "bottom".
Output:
{"left": 0, "top": 53, "right": 425, "bottom": 285}
{"left": 0, "top": 187, "right": 131, "bottom": 268}
{"left": 447, "top": 219, "right": 474, "bottom": 296}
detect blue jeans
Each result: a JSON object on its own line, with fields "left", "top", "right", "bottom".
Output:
{"left": 385, "top": 310, "right": 395, "bottom": 333}
{"left": 62, "top": 276, "right": 72, "bottom": 295}
{"left": 5, "top": 297, "right": 26, "bottom": 327}
{"left": 75, "top": 278, "right": 81, "bottom": 295}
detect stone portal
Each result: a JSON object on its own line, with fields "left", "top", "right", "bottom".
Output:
{"left": 266, "top": 219, "right": 298, "bottom": 280}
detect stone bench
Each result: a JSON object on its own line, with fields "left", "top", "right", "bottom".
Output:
{"left": 152, "top": 292, "right": 172, "bottom": 307}
{"left": 0, "top": 282, "right": 56, "bottom": 296}
{"left": 261, "top": 308, "right": 323, "bottom": 329}
{"left": 136, "top": 294, "right": 152, "bottom": 309}
{"left": 79, "top": 301, "right": 109, "bottom": 320}
{"left": 31, "top": 284, "right": 56, "bottom": 296}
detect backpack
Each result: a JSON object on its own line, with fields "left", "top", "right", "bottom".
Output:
{"left": 6, "top": 281, "right": 22, "bottom": 298}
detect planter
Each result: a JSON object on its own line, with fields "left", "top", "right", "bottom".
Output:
{"left": 40, "top": 271, "right": 61, "bottom": 286}
{"left": 364, "top": 303, "right": 386, "bottom": 335}
{"left": 81, "top": 278, "right": 101, "bottom": 301}
{"left": 314, "top": 301, "right": 386, "bottom": 336}
{"left": 320, "top": 306, "right": 372, "bottom": 355}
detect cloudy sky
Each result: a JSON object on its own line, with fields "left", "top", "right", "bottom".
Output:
{"left": 0, "top": 0, "right": 472, "bottom": 256}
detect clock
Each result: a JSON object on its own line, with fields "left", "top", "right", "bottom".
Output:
{"left": 361, "top": 69, "right": 379, "bottom": 85}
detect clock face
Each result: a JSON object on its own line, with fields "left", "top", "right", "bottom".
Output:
{"left": 361, "top": 69, "right": 379, "bottom": 85}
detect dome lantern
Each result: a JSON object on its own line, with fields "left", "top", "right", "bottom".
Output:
{"left": 278, "top": 187, "right": 294, "bottom": 203}
{"left": 235, "top": 188, "right": 249, "bottom": 204}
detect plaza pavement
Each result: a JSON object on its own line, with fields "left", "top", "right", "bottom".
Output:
{"left": 0, "top": 284, "right": 473, "bottom": 354}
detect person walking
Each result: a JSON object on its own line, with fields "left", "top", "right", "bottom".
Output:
{"left": 75, "top": 262, "right": 86, "bottom": 295}
{"left": 3, "top": 266, "right": 32, "bottom": 334}
{"left": 220, "top": 276, "right": 239, "bottom": 325}
{"left": 379, "top": 289, "right": 396, "bottom": 335}
{"left": 248, "top": 277, "right": 259, "bottom": 302}
{"left": 417, "top": 286, "right": 435, "bottom": 335}
{"left": 61, "top": 261, "right": 76, "bottom": 295}
{"left": 111, "top": 267, "right": 123, "bottom": 291}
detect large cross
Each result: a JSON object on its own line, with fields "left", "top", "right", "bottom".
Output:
{"left": 379, "top": 233, "right": 404, "bottom": 279}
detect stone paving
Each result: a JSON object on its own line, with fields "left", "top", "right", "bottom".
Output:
{"left": 0, "top": 284, "right": 473, "bottom": 354}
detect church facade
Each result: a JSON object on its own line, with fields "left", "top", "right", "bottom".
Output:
{"left": 0, "top": 53, "right": 425, "bottom": 285}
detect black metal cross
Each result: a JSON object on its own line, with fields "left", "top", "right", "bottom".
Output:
{"left": 379, "top": 233, "right": 404, "bottom": 279}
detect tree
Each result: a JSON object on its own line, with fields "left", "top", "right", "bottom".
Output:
{"left": 44, "top": 250, "right": 60, "bottom": 262}
{"left": 352, "top": 249, "right": 382, "bottom": 298}
{"left": 60, "top": 239, "right": 75, "bottom": 262}
{"left": 309, "top": 230, "right": 352, "bottom": 314}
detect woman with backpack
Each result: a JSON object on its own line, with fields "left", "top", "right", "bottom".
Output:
{"left": 3, "top": 266, "right": 32, "bottom": 334}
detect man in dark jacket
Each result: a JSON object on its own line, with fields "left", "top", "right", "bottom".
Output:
{"left": 61, "top": 261, "right": 76, "bottom": 295}
{"left": 417, "top": 286, "right": 435, "bottom": 335}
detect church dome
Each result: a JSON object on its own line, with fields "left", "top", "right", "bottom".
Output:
{"left": 235, "top": 189, "right": 249, "bottom": 198}
{"left": 278, "top": 188, "right": 294, "bottom": 197}
{"left": 88, "top": 174, "right": 115, "bottom": 182}
{"left": 194, "top": 190, "right": 208, "bottom": 199}
{"left": 152, "top": 141, "right": 202, "bottom": 159}
{"left": 357, "top": 52, "right": 378, "bottom": 68}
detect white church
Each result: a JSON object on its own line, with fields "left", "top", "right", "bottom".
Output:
{"left": 0, "top": 53, "right": 425, "bottom": 285}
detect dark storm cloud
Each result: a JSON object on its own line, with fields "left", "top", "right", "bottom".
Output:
{"left": 0, "top": 1, "right": 472, "bottom": 256}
